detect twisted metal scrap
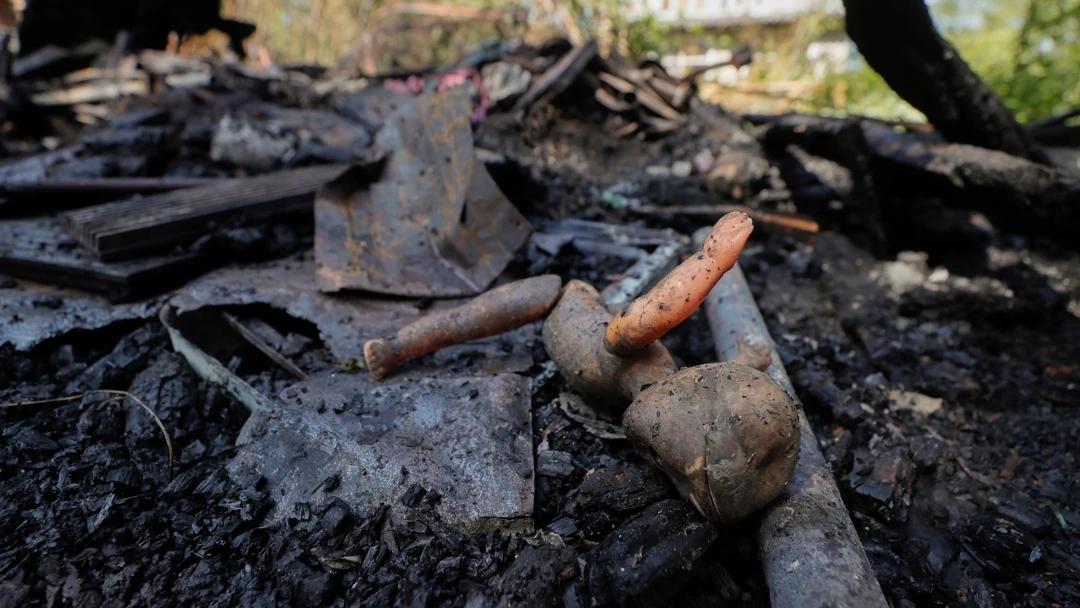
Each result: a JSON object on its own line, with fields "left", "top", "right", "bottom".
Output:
{"left": 315, "top": 86, "right": 531, "bottom": 297}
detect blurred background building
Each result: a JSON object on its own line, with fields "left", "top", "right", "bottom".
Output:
{"left": 2, "top": 0, "right": 1076, "bottom": 123}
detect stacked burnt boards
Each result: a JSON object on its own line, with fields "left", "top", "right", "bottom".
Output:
{"left": 0, "top": 164, "right": 346, "bottom": 300}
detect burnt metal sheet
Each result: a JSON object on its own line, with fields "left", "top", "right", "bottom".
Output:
{"left": 159, "top": 305, "right": 273, "bottom": 413}
{"left": 227, "top": 371, "right": 534, "bottom": 532}
{"left": 0, "top": 279, "right": 162, "bottom": 351}
{"left": 314, "top": 86, "right": 531, "bottom": 297}
{"left": 166, "top": 256, "right": 536, "bottom": 374}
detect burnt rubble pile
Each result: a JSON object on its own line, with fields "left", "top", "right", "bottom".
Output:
{"left": 1, "top": 9, "right": 1079, "bottom": 608}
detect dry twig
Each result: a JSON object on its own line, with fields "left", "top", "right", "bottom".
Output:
{"left": 2, "top": 389, "right": 174, "bottom": 481}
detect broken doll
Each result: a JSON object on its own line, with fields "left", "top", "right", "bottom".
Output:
{"left": 363, "top": 212, "right": 801, "bottom": 524}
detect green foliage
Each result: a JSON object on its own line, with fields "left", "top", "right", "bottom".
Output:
{"left": 807, "top": 64, "right": 924, "bottom": 121}
{"left": 621, "top": 12, "right": 672, "bottom": 59}
{"left": 1005, "top": 0, "right": 1080, "bottom": 122}
{"left": 805, "top": 0, "right": 1080, "bottom": 124}
{"left": 630, "top": 13, "right": 669, "bottom": 58}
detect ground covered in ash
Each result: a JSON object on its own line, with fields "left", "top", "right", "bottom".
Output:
{"left": 740, "top": 232, "right": 1080, "bottom": 607}
{"left": 1, "top": 96, "right": 1078, "bottom": 608}
{"left": 0, "top": 285, "right": 766, "bottom": 607}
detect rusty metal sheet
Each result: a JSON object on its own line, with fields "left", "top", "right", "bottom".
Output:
{"left": 166, "top": 256, "right": 537, "bottom": 374}
{"left": 226, "top": 371, "right": 534, "bottom": 533}
{"left": 314, "top": 86, "right": 531, "bottom": 297}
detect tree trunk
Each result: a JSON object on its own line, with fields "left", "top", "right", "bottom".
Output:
{"left": 842, "top": 0, "right": 1050, "bottom": 164}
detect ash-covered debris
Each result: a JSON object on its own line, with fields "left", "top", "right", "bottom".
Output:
{"left": 0, "top": 2, "right": 1078, "bottom": 606}
{"left": 848, "top": 444, "right": 915, "bottom": 522}
{"left": 494, "top": 544, "right": 580, "bottom": 607}
{"left": 227, "top": 372, "right": 536, "bottom": 532}
{"left": 0, "top": 278, "right": 163, "bottom": 352}
{"left": 743, "top": 230, "right": 1080, "bottom": 606}
{"left": 0, "top": 313, "right": 767, "bottom": 607}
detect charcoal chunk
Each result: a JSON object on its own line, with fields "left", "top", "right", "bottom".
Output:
{"left": 586, "top": 499, "right": 718, "bottom": 607}
{"left": 536, "top": 451, "right": 575, "bottom": 479}
{"left": 574, "top": 463, "right": 672, "bottom": 515}
{"left": 494, "top": 545, "right": 578, "bottom": 608}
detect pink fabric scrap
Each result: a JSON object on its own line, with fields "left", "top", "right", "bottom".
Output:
{"left": 383, "top": 68, "right": 491, "bottom": 123}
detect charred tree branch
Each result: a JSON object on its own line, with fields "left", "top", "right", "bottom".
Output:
{"left": 842, "top": 0, "right": 1049, "bottom": 164}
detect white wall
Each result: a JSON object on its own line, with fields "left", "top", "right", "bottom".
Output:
{"left": 626, "top": 0, "right": 843, "bottom": 25}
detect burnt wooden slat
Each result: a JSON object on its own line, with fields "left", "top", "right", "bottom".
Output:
{"left": 62, "top": 164, "right": 347, "bottom": 261}
{"left": 0, "top": 176, "right": 226, "bottom": 196}
{"left": 0, "top": 216, "right": 205, "bottom": 301}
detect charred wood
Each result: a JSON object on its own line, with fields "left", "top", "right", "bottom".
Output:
{"left": 842, "top": 0, "right": 1049, "bottom": 164}
{"left": 0, "top": 216, "right": 204, "bottom": 301}
{"left": 586, "top": 500, "right": 718, "bottom": 607}
{"left": 754, "top": 112, "right": 886, "bottom": 253}
{"left": 495, "top": 545, "right": 579, "bottom": 608}
{"left": 62, "top": 164, "right": 346, "bottom": 260}
{"left": 862, "top": 122, "right": 1080, "bottom": 247}
{"left": 513, "top": 39, "right": 598, "bottom": 115}
{"left": 754, "top": 113, "right": 1080, "bottom": 248}
{"left": 570, "top": 463, "right": 674, "bottom": 517}
{"left": 1027, "top": 107, "right": 1080, "bottom": 149}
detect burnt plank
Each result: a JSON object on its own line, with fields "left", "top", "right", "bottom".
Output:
{"left": 62, "top": 164, "right": 346, "bottom": 261}
{"left": 0, "top": 216, "right": 203, "bottom": 301}
{"left": 1, "top": 177, "right": 223, "bottom": 195}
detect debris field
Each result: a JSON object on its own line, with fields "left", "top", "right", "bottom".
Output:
{"left": 1, "top": 6, "right": 1078, "bottom": 608}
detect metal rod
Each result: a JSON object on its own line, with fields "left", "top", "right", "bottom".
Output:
{"left": 600, "top": 235, "right": 687, "bottom": 311}
{"left": 697, "top": 227, "right": 888, "bottom": 608}
{"left": 220, "top": 311, "right": 308, "bottom": 380}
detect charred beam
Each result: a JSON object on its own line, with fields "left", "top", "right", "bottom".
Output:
{"left": 862, "top": 122, "right": 1079, "bottom": 246}
{"left": 513, "top": 39, "right": 598, "bottom": 114}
